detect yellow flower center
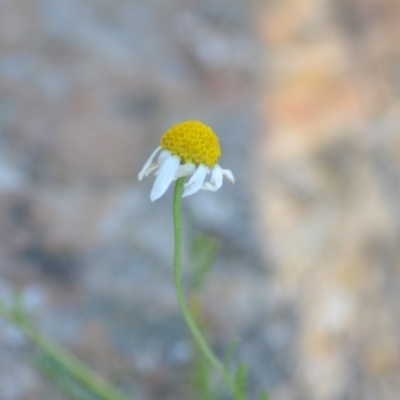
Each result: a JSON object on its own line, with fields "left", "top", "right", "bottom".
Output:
{"left": 160, "top": 120, "right": 221, "bottom": 167}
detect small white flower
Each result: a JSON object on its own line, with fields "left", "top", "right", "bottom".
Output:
{"left": 138, "top": 121, "right": 235, "bottom": 201}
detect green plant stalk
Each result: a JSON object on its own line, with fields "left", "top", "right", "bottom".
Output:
{"left": 33, "top": 355, "right": 95, "bottom": 400}
{"left": 0, "top": 302, "right": 131, "bottom": 400}
{"left": 173, "top": 177, "right": 235, "bottom": 393}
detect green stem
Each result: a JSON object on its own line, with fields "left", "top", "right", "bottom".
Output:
{"left": 173, "top": 178, "right": 235, "bottom": 392}
{"left": 0, "top": 302, "right": 131, "bottom": 400}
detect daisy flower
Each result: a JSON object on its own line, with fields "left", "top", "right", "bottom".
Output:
{"left": 138, "top": 120, "right": 235, "bottom": 201}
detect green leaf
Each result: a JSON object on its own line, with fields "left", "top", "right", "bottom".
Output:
{"left": 32, "top": 352, "right": 98, "bottom": 400}
{"left": 234, "top": 363, "right": 248, "bottom": 400}
{"left": 189, "top": 234, "right": 219, "bottom": 292}
{"left": 258, "top": 390, "right": 269, "bottom": 400}
{"left": 224, "top": 338, "right": 239, "bottom": 369}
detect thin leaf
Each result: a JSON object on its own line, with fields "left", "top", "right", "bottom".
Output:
{"left": 234, "top": 363, "right": 248, "bottom": 400}
{"left": 189, "top": 234, "right": 219, "bottom": 292}
{"left": 32, "top": 352, "right": 98, "bottom": 400}
{"left": 258, "top": 390, "right": 269, "bottom": 400}
{"left": 224, "top": 339, "right": 239, "bottom": 370}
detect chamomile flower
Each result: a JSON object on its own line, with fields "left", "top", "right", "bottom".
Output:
{"left": 138, "top": 120, "right": 235, "bottom": 201}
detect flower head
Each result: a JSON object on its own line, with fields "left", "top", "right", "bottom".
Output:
{"left": 138, "top": 120, "right": 235, "bottom": 201}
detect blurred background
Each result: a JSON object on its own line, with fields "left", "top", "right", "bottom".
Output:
{"left": 1, "top": 0, "right": 400, "bottom": 399}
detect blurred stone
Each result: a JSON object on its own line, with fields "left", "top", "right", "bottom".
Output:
{"left": 255, "top": 0, "right": 400, "bottom": 398}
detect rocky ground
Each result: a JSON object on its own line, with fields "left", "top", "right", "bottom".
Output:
{"left": 1, "top": 1, "right": 400, "bottom": 399}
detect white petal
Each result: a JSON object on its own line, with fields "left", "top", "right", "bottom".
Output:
{"left": 222, "top": 168, "right": 235, "bottom": 185}
{"left": 175, "top": 162, "right": 196, "bottom": 179}
{"left": 150, "top": 154, "right": 180, "bottom": 201}
{"left": 201, "top": 164, "right": 223, "bottom": 191}
{"left": 138, "top": 146, "right": 161, "bottom": 180}
{"left": 143, "top": 163, "right": 159, "bottom": 177}
{"left": 149, "top": 150, "right": 171, "bottom": 176}
{"left": 152, "top": 150, "right": 173, "bottom": 176}
{"left": 143, "top": 150, "right": 172, "bottom": 178}
{"left": 158, "top": 149, "right": 171, "bottom": 165}
{"left": 183, "top": 164, "right": 209, "bottom": 197}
